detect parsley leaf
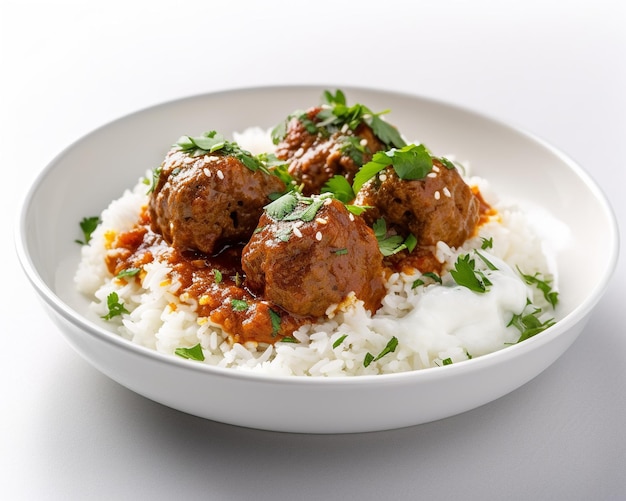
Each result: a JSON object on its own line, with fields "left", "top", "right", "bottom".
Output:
{"left": 449, "top": 254, "right": 490, "bottom": 293}
{"left": 264, "top": 192, "right": 299, "bottom": 220}
{"left": 116, "top": 268, "right": 140, "bottom": 279}
{"left": 213, "top": 269, "right": 223, "bottom": 284}
{"left": 322, "top": 175, "right": 356, "bottom": 203}
{"left": 364, "top": 336, "right": 399, "bottom": 367}
{"left": 145, "top": 167, "right": 161, "bottom": 194}
{"left": 75, "top": 216, "right": 100, "bottom": 245}
{"left": 517, "top": 268, "right": 559, "bottom": 308}
{"left": 269, "top": 309, "right": 281, "bottom": 336}
{"left": 508, "top": 304, "right": 556, "bottom": 342}
{"left": 480, "top": 237, "right": 494, "bottom": 249}
{"left": 352, "top": 144, "right": 433, "bottom": 194}
{"left": 231, "top": 299, "right": 248, "bottom": 312}
{"left": 174, "top": 343, "right": 205, "bottom": 361}
{"left": 333, "top": 333, "right": 348, "bottom": 349}
{"left": 176, "top": 130, "right": 270, "bottom": 174}
{"left": 101, "top": 292, "right": 129, "bottom": 320}
{"left": 373, "top": 218, "right": 417, "bottom": 256}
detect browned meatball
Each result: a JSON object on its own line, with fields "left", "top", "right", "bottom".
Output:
{"left": 355, "top": 158, "right": 480, "bottom": 249}
{"left": 241, "top": 194, "right": 386, "bottom": 318}
{"left": 274, "top": 106, "right": 386, "bottom": 196}
{"left": 149, "top": 147, "right": 285, "bottom": 254}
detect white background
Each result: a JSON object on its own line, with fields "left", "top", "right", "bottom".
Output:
{"left": 2, "top": 1, "right": 624, "bottom": 499}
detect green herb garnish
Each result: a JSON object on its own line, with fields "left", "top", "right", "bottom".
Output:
{"left": 174, "top": 343, "right": 205, "bottom": 361}
{"left": 271, "top": 89, "right": 405, "bottom": 152}
{"left": 75, "top": 216, "right": 100, "bottom": 245}
{"left": 176, "top": 130, "right": 271, "bottom": 174}
{"left": 264, "top": 191, "right": 333, "bottom": 233}
{"left": 373, "top": 218, "right": 417, "bottom": 257}
{"left": 333, "top": 334, "right": 348, "bottom": 349}
{"left": 213, "top": 269, "right": 223, "bottom": 284}
{"left": 230, "top": 298, "right": 248, "bottom": 312}
{"left": 101, "top": 292, "right": 129, "bottom": 320}
{"left": 279, "top": 336, "right": 299, "bottom": 343}
{"left": 352, "top": 143, "right": 433, "bottom": 194}
{"left": 508, "top": 304, "right": 556, "bottom": 342}
{"left": 517, "top": 268, "right": 559, "bottom": 308}
{"left": 449, "top": 253, "right": 492, "bottom": 293}
{"left": 145, "top": 167, "right": 161, "bottom": 194}
{"left": 364, "top": 336, "right": 399, "bottom": 367}
{"left": 269, "top": 309, "right": 281, "bottom": 336}
{"left": 116, "top": 268, "right": 140, "bottom": 279}
{"left": 264, "top": 192, "right": 300, "bottom": 220}
{"left": 480, "top": 237, "right": 494, "bottom": 249}
{"left": 412, "top": 272, "right": 442, "bottom": 289}
{"left": 321, "top": 175, "right": 355, "bottom": 203}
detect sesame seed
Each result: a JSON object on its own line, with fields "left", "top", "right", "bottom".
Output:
{"left": 359, "top": 138, "right": 368, "bottom": 147}
{"left": 349, "top": 213, "right": 355, "bottom": 221}
{"left": 432, "top": 165, "right": 440, "bottom": 172}
{"left": 427, "top": 172, "right": 437, "bottom": 178}
{"left": 315, "top": 231, "right": 323, "bottom": 241}
{"left": 323, "top": 198, "right": 332, "bottom": 206}
{"left": 341, "top": 124, "right": 349, "bottom": 133}
{"left": 217, "top": 169, "right": 224, "bottom": 180}
{"left": 443, "top": 187, "right": 452, "bottom": 197}
{"left": 315, "top": 217, "right": 328, "bottom": 225}
{"left": 203, "top": 167, "right": 212, "bottom": 177}
{"left": 379, "top": 173, "right": 387, "bottom": 182}
{"left": 293, "top": 226, "right": 303, "bottom": 238}
{"left": 184, "top": 155, "right": 195, "bottom": 164}
{"left": 434, "top": 191, "right": 441, "bottom": 200}
{"left": 295, "top": 147, "right": 304, "bottom": 158}
{"left": 293, "top": 221, "right": 304, "bottom": 228}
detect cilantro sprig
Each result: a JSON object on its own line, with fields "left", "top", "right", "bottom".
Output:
{"left": 271, "top": 89, "right": 406, "bottom": 152}
{"left": 449, "top": 253, "right": 494, "bottom": 293}
{"left": 352, "top": 143, "right": 433, "bottom": 194}
{"left": 174, "top": 343, "right": 205, "bottom": 361}
{"left": 508, "top": 302, "right": 556, "bottom": 342}
{"left": 364, "top": 336, "right": 399, "bottom": 367}
{"left": 176, "top": 130, "right": 271, "bottom": 174}
{"left": 517, "top": 268, "right": 559, "bottom": 308}
{"left": 264, "top": 191, "right": 333, "bottom": 223}
{"left": 101, "top": 292, "right": 129, "bottom": 320}
{"left": 373, "top": 218, "right": 417, "bottom": 257}
{"left": 75, "top": 216, "right": 100, "bottom": 245}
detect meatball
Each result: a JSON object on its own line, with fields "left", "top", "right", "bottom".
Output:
{"left": 241, "top": 194, "right": 386, "bottom": 318}
{"left": 274, "top": 106, "right": 386, "bottom": 195}
{"left": 355, "top": 158, "right": 480, "bottom": 249}
{"left": 149, "top": 147, "right": 285, "bottom": 254}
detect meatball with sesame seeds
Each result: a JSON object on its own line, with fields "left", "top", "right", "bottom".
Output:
{"left": 149, "top": 132, "right": 285, "bottom": 255}
{"left": 273, "top": 106, "right": 387, "bottom": 196}
{"left": 355, "top": 158, "right": 480, "bottom": 250}
{"left": 241, "top": 193, "right": 386, "bottom": 318}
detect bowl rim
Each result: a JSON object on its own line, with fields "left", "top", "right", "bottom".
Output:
{"left": 14, "top": 84, "right": 621, "bottom": 386}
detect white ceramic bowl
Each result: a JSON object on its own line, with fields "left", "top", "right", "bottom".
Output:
{"left": 16, "top": 86, "right": 619, "bottom": 433}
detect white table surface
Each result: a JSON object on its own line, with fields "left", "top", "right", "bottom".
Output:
{"left": 2, "top": 1, "right": 624, "bottom": 499}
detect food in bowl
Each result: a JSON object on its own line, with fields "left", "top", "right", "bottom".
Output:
{"left": 74, "top": 90, "right": 560, "bottom": 376}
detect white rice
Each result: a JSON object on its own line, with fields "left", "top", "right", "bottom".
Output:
{"left": 75, "top": 129, "right": 559, "bottom": 377}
